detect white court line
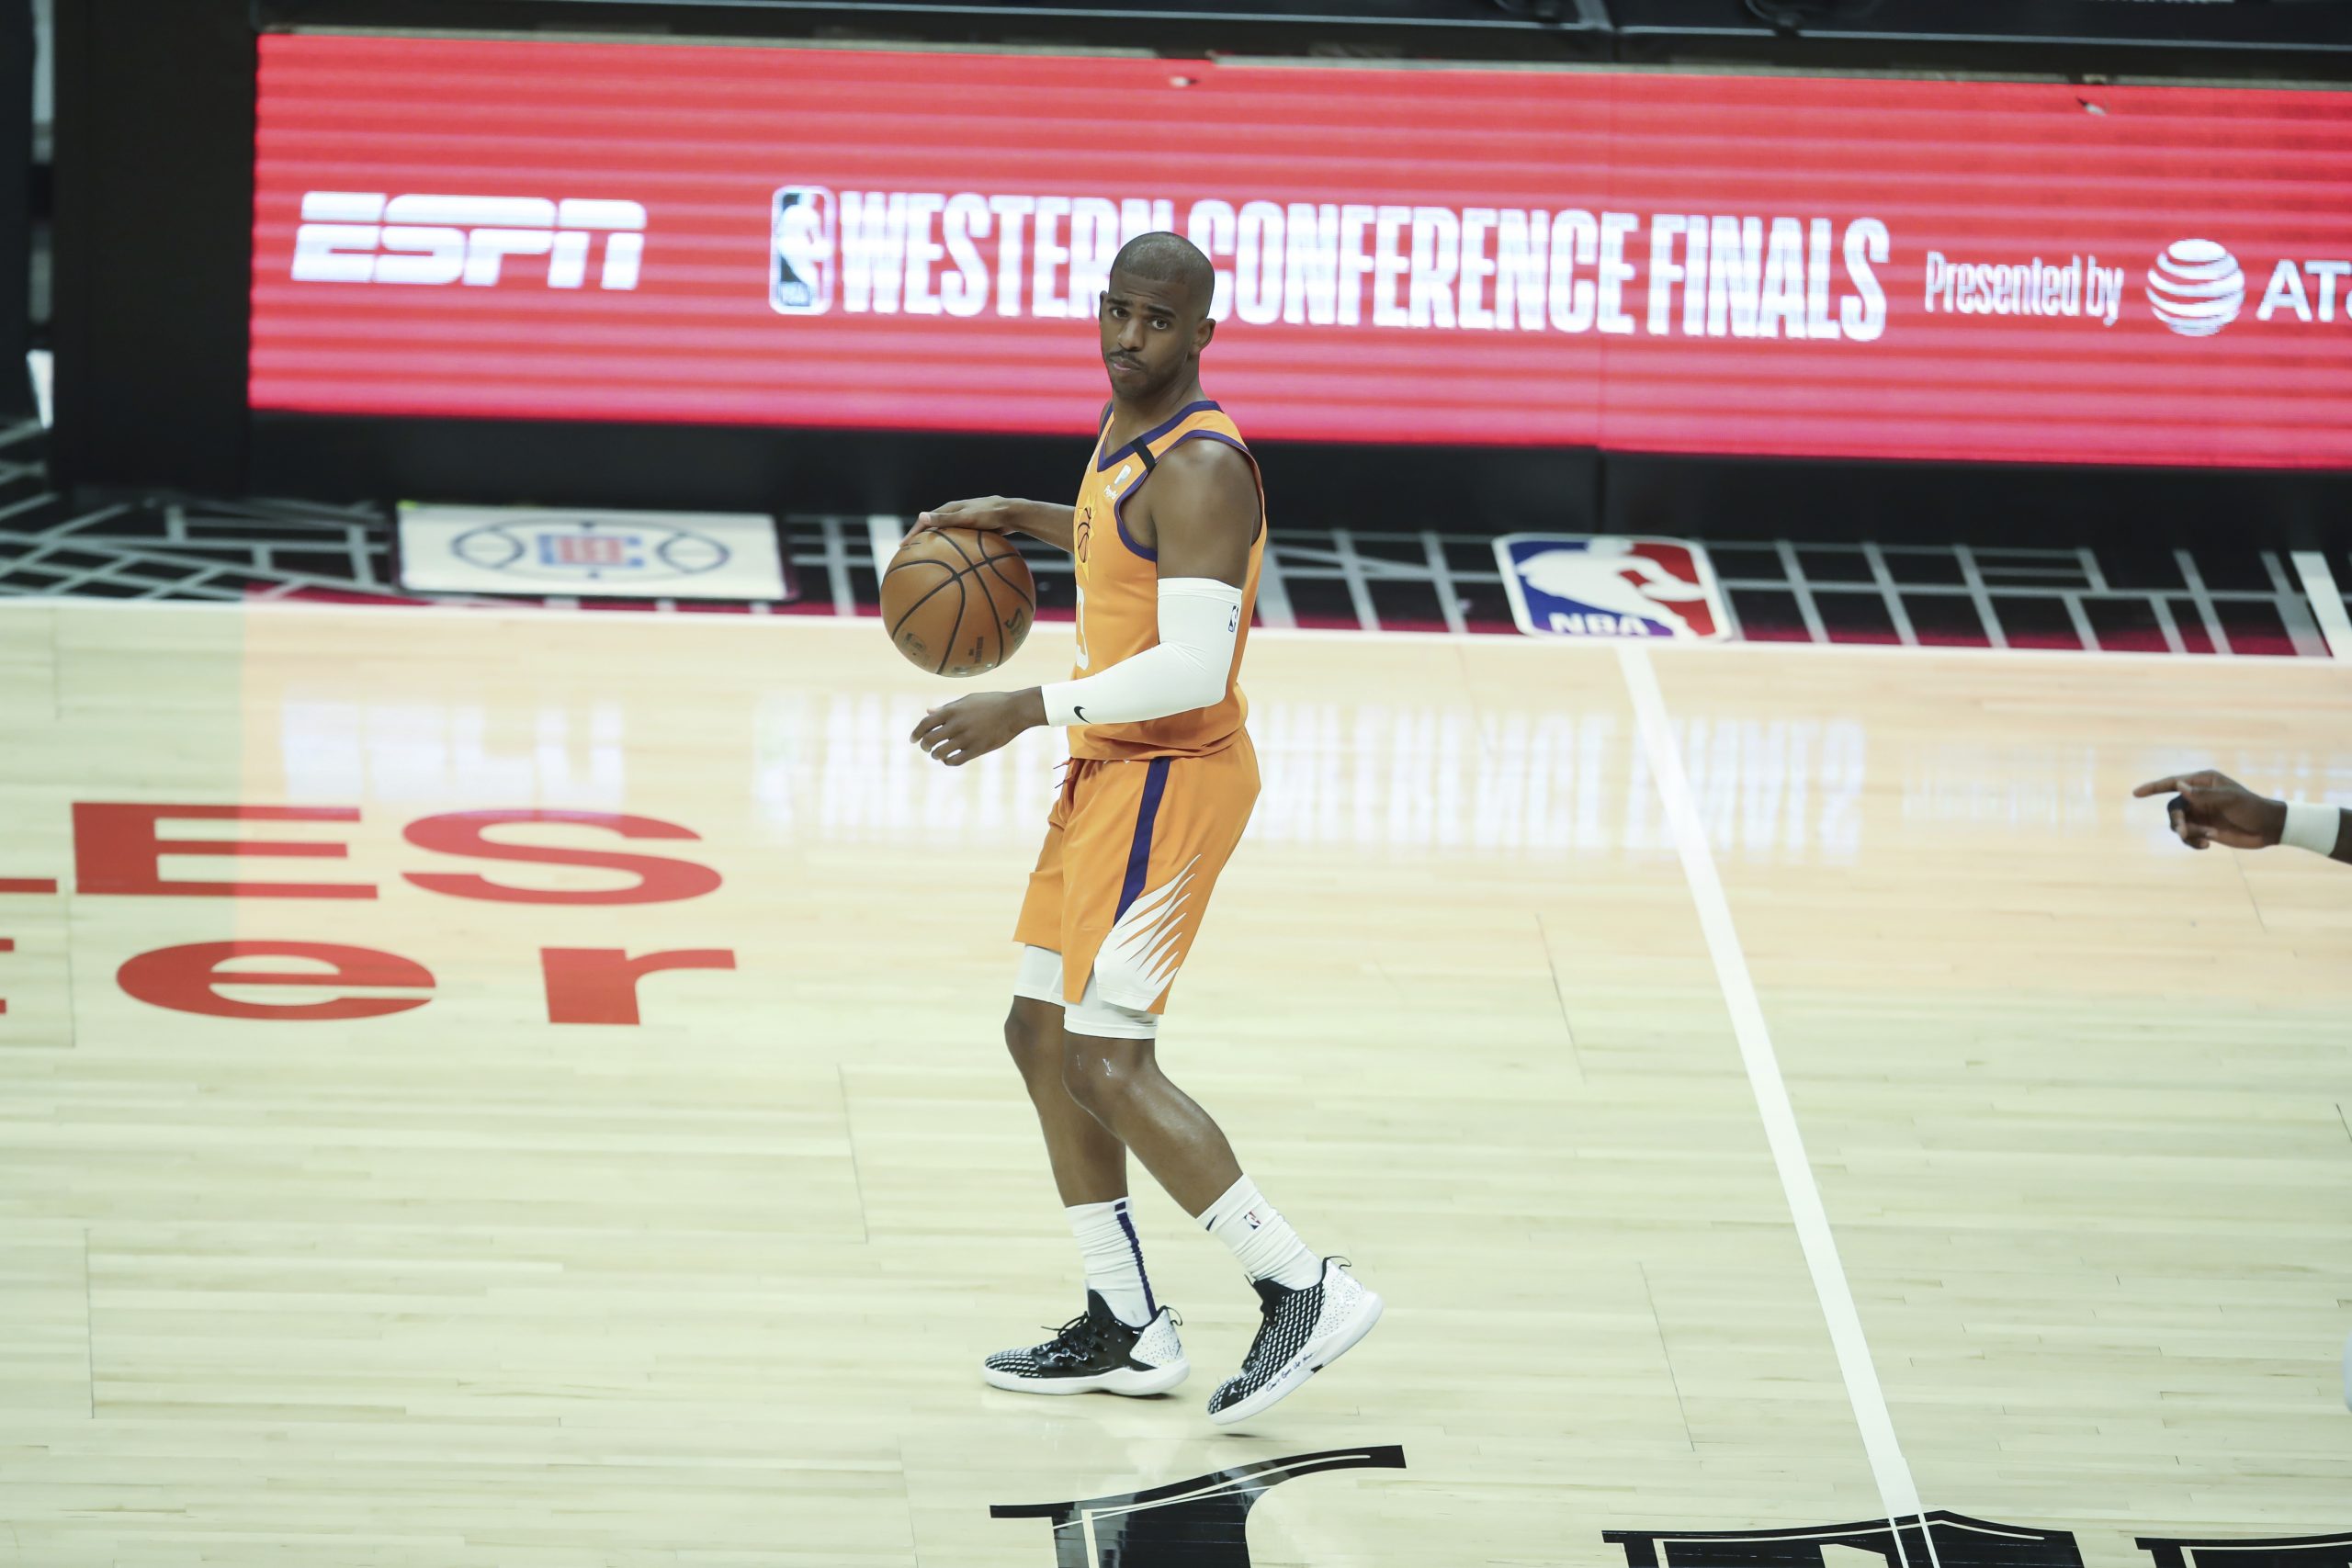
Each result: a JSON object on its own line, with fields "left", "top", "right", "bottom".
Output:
{"left": 865, "top": 513, "right": 905, "bottom": 572}
{"left": 2290, "top": 552, "right": 2352, "bottom": 660}
{"left": 1617, "top": 643, "right": 1937, "bottom": 1554}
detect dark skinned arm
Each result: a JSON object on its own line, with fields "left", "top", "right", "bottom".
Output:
{"left": 2132, "top": 769, "right": 2352, "bottom": 864}
{"left": 1137, "top": 439, "right": 1259, "bottom": 589}
{"left": 909, "top": 440, "right": 1259, "bottom": 766}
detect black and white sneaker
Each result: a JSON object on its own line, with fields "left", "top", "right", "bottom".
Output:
{"left": 981, "top": 1291, "right": 1189, "bottom": 1397}
{"left": 1206, "top": 1258, "right": 1382, "bottom": 1427}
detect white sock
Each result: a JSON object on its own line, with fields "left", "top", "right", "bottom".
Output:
{"left": 1198, "top": 1174, "right": 1322, "bottom": 1291}
{"left": 1067, "top": 1197, "right": 1157, "bottom": 1327}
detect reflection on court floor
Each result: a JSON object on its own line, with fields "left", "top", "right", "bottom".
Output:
{"left": 278, "top": 672, "right": 2352, "bottom": 861}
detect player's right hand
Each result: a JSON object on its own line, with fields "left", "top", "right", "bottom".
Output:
{"left": 909, "top": 496, "right": 1019, "bottom": 541}
{"left": 2131, "top": 768, "right": 2288, "bottom": 851}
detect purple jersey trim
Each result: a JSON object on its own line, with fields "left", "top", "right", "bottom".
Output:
{"left": 1114, "top": 759, "right": 1172, "bottom": 923}
{"left": 1115, "top": 498, "right": 1158, "bottom": 562}
{"left": 1111, "top": 427, "right": 1258, "bottom": 560}
{"left": 1096, "top": 400, "right": 1221, "bottom": 472}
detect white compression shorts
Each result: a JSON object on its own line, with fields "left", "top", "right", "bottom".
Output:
{"left": 1012, "top": 944, "right": 1159, "bottom": 1041}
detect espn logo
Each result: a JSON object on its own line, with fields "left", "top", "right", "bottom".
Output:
{"left": 291, "top": 193, "right": 647, "bottom": 288}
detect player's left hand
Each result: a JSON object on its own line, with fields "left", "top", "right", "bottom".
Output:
{"left": 910, "top": 689, "right": 1046, "bottom": 766}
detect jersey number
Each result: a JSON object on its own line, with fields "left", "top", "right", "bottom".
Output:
{"left": 1073, "top": 584, "right": 1091, "bottom": 671}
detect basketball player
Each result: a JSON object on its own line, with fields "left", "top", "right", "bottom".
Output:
{"left": 2132, "top": 769, "right": 2351, "bottom": 863}
{"left": 902, "top": 232, "right": 1380, "bottom": 1426}
{"left": 2136, "top": 767, "right": 2352, "bottom": 1413}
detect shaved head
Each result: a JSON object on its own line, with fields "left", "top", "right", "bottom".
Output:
{"left": 1098, "top": 231, "right": 1217, "bottom": 404}
{"left": 1110, "top": 231, "right": 1215, "bottom": 320}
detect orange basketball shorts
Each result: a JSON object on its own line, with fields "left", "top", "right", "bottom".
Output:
{"left": 1012, "top": 733, "right": 1260, "bottom": 1015}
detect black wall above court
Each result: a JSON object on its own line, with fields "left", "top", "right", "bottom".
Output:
{"left": 51, "top": 0, "right": 253, "bottom": 495}
{"left": 245, "top": 412, "right": 2352, "bottom": 555}
{"left": 253, "top": 0, "right": 2352, "bottom": 79}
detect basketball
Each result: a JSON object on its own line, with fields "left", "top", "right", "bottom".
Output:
{"left": 881, "top": 525, "right": 1035, "bottom": 677}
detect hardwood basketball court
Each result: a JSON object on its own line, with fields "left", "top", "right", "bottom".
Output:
{"left": 0, "top": 600, "right": 2345, "bottom": 1566}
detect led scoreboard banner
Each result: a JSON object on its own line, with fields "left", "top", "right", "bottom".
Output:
{"left": 250, "top": 35, "right": 2352, "bottom": 471}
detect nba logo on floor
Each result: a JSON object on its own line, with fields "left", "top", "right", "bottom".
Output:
{"left": 1494, "top": 535, "right": 1735, "bottom": 642}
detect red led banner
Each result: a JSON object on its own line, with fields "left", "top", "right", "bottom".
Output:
{"left": 250, "top": 35, "right": 2352, "bottom": 468}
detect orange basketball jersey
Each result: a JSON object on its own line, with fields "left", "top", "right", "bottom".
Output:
{"left": 1068, "top": 400, "right": 1265, "bottom": 762}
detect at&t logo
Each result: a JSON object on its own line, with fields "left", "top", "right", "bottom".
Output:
{"left": 2146, "top": 238, "right": 2352, "bottom": 336}
{"left": 2145, "top": 239, "right": 2244, "bottom": 337}
{"left": 291, "top": 193, "right": 647, "bottom": 288}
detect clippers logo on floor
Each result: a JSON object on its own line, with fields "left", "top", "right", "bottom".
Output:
{"left": 1496, "top": 535, "right": 1733, "bottom": 642}
{"left": 396, "top": 503, "right": 788, "bottom": 601}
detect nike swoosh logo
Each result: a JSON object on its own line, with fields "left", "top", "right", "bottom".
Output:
{"left": 1073, "top": 705, "right": 1089, "bottom": 721}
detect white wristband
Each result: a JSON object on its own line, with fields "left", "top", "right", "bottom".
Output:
{"left": 2279, "top": 800, "right": 2343, "bottom": 856}
{"left": 1039, "top": 578, "right": 1243, "bottom": 728}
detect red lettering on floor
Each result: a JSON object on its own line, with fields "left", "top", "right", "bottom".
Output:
{"left": 74, "top": 804, "right": 372, "bottom": 898}
{"left": 118, "top": 940, "right": 434, "bottom": 1021}
{"left": 403, "top": 810, "right": 722, "bottom": 905}
{"left": 540, "top": 946, "right": 738, "bottom": 1025}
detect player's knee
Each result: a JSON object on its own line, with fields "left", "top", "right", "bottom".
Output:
{"left": 1058, "top": 1044, "right": 1119, "bottom": 1115}
{"left": 1003, "top": 998, "right": 1061, "bottom": 1080}
{"left": 1059, "top": 1037, "right": 1148, "bottom": 1118}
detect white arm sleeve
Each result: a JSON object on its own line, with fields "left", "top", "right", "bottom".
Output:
{"left": 2280, "top": 800, "right": 2346, "bottom": 856}
{"left": 1038, "top": 578, "right": 1243, "bottom": 728}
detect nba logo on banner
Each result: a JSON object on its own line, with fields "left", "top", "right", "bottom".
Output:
{"left": 1494, "top": 535, "right": 1734, "bottom": 642}
{"left": 772, "top": 186, "right": 834, "bottom": 314}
